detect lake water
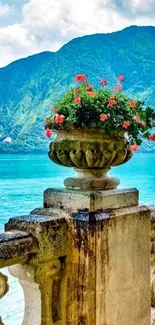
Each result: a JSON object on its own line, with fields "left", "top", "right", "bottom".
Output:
{"left": 0, "top": 153, "right": 155, "bottom": 324}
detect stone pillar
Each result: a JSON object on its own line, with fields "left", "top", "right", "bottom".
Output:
{"left": 6, "top": 188, "right": 151, "bottom": 325}
{"left": 43, "top": 188, "right": 151, "bottom": 325}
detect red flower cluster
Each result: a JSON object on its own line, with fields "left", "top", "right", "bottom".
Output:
{"left": 130, "top": 144, "right": 138, "bottom": 152}
{"left": 74, "top": 97, "right": 81, "bottom": 104}
{"left": 141, "top": 121, "right": 146, "bottom": 127}
{"left": 148, "top": 134, "right": 155, "bottom": 141}
{"left": 113, "top": 85, "right": 121, "bottom": 92}
{"left": 45, "top": 74, "right": 155, "bottom": 151}
{"left": 100, "top": 78, "right": 107, "bottom": 86}
{"left": 55, "top": 114, "right": 65, "bottom": 124}
{"left": 129, "top": 100, "right": 136, "bottom": 108}
{"left": 75, "top": 74, "right": 86, "bottom": 82}
{"left": 87, "top": 91, "right": 95, "bottom": 97}
{"left": 45, "top": 128, "right": 52, "bottom": 138}
{"left": 134, "top": 115, "right": 140, "bottom": 122}
{"left": 122, "top": 121, "right": 131, "bottom": 129}
{"left": 86, "top": 84, "right": 92, "bottom": 90}
{"left": 134, "top": 115, "right": 146, "bottom": 126}
{"left": 117, "top": 75, "right": 124, "bottom": 82}
{"left": 108, "top": 98, "right": 117, "bottom": 107}
{"left": 100, "top": 113, "right": 108, "bottom": 121}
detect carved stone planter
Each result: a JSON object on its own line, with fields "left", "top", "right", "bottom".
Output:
{"left": 48, "top": 128, "right": 133, "bottom": 190}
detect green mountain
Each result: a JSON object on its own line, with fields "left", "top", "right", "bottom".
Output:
{"left": 1, "top": 25, "right": 155, "bottom": 153}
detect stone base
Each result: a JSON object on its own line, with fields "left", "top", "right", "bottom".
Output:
{"left": 64, "top": 175, "right": 120, "bottom": 190}
{"left": 44, "top": 187, "right": 139, "bottom": 211}
{"left": 64, "top": 167, "right": 120, "bottom": 190}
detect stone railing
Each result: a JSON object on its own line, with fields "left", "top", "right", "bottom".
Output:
{"left": 0, "top": 188, "right": 152, "bottom": 325}
{"left": 0, "top": 229, "right": 38, "bottom": 324}
{"left": 0, "top": 212, "right": 68, "bottom": 325}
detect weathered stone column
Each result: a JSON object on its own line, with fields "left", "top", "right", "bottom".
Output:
{"left": 5, "top": 188, "right": 151, "bottom": 325}
{"left": 44, "top": 187, "right": 151, "bottom": 325}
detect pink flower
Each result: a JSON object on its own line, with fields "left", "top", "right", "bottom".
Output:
{"left": 100, "top": 114, "right": 108, "bottom": 121}
{"left": 130, "top": 144, "right": 138, "bottom": 152}
{"left": 87, "top": 91, "right": 95, "bottom": 97}
{"left": 134, "top": 115, "right": 140, "bottom": 122}
{"left": 86, "top": 84, "right": 92, "bottom": 90}
{"left": 74, "top": 97, "right": 81, "bottom": 104}
{"left": 122, "top": 120, "right": 131, "bottom": 129}
{"left": 108, "top": 98, "right": 117, "bottom": 107}
{"left": 129, "top": 100, "right": 136, "bottom": 108}
{"left": 75, "top": 74, "right": 86, "bottom": 82}
{"left": 117, "top": 75, "right": 124, "bottom": 82}
{"left": 55, "top": 114, "right": 65, "bottom": 124}
{"left": 141, "top": 121, "right": 147, "bottom": 127}
{"left": 148, "top": 134, "right": 155, "bottom": 141}
{"left": 113, "top": 85, "right": 121, "bottom": 92}
{"left": 100, "top": 78, "right": 107, "bottom": 86}
{"left": 45, "top": 128, "right": 52, "bottom": 138}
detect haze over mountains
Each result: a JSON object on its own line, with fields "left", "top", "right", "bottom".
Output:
{"left": 1, "top": 25, "right": 155, "bottom": 153}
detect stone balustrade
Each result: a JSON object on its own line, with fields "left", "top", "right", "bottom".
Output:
{"left": 0, "top": 188, "right": 152, "bottom": 325}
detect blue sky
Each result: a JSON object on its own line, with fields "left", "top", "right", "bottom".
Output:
{"left": 0, "top": 0, "right": 155, "bottom": 67}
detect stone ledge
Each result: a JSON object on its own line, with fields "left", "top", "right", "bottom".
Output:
{"left": 5, "top": 214, "right": 68, "bottom": 263}
{"left": 44, "top": 187, "right": 139, "bottom": 211}
{"left": 0, "top": 230, "right": 38, "bottom": 268}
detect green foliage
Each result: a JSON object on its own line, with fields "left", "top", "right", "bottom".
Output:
{"left": 47, "top": 79, "right": 155, "bottom": 146}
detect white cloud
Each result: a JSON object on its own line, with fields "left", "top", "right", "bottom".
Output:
{"left": 0, "top": 0, "right": 155, "bottom": 67}
{"left": 0, "top": 24, "right": 37, "bottom": 67}
{"left": 0, "top": 2, "right": 12, "bottom": 17}
{"left": 130, "top": 0, "right": 155, "bottom": 13}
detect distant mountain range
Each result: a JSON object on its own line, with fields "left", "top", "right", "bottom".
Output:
{"left": 1, "top": 25, "right": 155, "bottom": 153}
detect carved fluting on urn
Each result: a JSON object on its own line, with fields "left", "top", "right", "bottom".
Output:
{"left": 49, "top": 139, "right": 132, "bottom": 169}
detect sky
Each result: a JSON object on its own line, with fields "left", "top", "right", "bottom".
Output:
{"left": 0, "top": 0, "right": 155, "bottom": 67}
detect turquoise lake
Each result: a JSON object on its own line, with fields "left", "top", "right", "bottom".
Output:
{"left": 0, "top": 153, "right": 155, "bottom": 324}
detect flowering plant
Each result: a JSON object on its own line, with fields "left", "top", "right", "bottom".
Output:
{"left": 45, "top": 74, "right": 155, "bottom": 151}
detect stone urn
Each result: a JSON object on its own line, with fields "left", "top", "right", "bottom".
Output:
{"left": 48, "top": 128, "right": 132, "bottom": 190}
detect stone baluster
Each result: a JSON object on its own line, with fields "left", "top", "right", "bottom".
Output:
{"left": 9, "top": 259, "right": 62, "bottom": 325}
{"left": 0, "top": 317, "right": 4, "bottom": 325}
{"left": 0, "top": 272, "right": 8, "bottom": 299}
{"left": 0, "top": 229, "right": 37, "bottom": 325}
{"left": 0, "top": 272, "right": 8, "bottom": 325}
{"left": 5, "top": 213, "right": 68, "bottom": 325}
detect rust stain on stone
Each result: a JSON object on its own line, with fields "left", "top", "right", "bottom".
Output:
{"left": 73, "top": 210, "right": 111, "bottom": 253}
